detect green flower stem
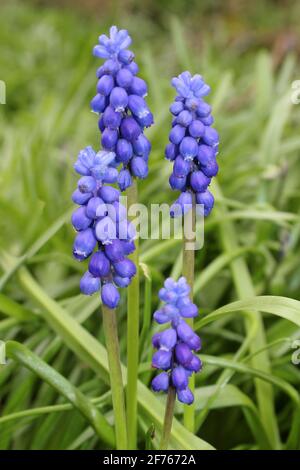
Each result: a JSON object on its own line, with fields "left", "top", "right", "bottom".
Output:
{"left": 182, "top": 196, "right": 196, "bottom": 432}
{"left": 126, "top": 180, "right": 140, "bottom": 449}
{"left": 102, "top": 305, "right": 128, "bottom": 450}
{"left": 160, "top": 387, "right": 176, "bottom": 450}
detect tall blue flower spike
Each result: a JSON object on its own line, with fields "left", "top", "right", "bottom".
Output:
{"left": 72, "top": 146, "right": 136, "bottom": 308}
{"left": 151, "top": 277, "right": 202, "bottom": 404}
{"left": 92, "top": 26, "right": 153, "bottom": 191}
{"left": 166, "top": 71, "right": 219, "bottom": 217}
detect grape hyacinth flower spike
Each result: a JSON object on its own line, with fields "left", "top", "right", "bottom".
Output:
{"left": 92, "top": 25, "right": 153, "bottom": 448}
{"left": 151, "top": 277, "right": 202, "bottom": 405}
{"left": 92, "top": 26, "right": 154, "bottom": 191}
{"left": 72, "top": 145, "right": 136, "bottom": 309}
{"left": 166, "top": 71, "right": 219, "bottom": 217}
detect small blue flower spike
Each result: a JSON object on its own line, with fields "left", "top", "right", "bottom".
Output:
{"left": 92, "top": 26, "right": 153, "bottom": 191}
{"left": 72, "top": 145, "right": 136, "bottom": 308}
{"left": 166, "top": 71, "right": 219, "bottom": 217}
{"left": 151, "top": 277, "right": 202, "bottom": 405}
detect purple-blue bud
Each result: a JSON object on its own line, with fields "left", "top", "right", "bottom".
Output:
{"left": 151, "top": 372, "right": 170, "bottom": 392}
{"left": 152, "top": 349, "right": 172, "bottom": 370}
{"left": 169, "top": 101, "right": 184, "bottom": 115}
{"left": 78, "top": 176, "right": 96, "bottom": 194}
{"left": 176, "top": 320, "right": 194, "bottom": 342}
{"left": 130, "top": 157, "right": 148, "bottom": 179}
{"left": 103, "top": 167, "right": 119, "bottom": 183}
{"left": 178, "top": 191, "right": 193, "bottom": 211}
{"left": 185, "top": 97, "right": 200, "bottom": 111}
{"left": 101, "top": 282, "right": 120, "bottom": 309}
{"left": 190, "top": 171, "right": 210, "bottom": 193}
{"left": 118, "top": 168, "right": 132, "bottom": 191}
{"left": 175, "top": 343, "right": 193, "bottom": 367}
{"left": 97, "top": 75, "right": 114, "bottom": 96}
{"left": 132, "top": 134, "right": 151, "bottom": 157}
{"left": 89, "top": 251, "right": 111, "bottom": 277}
{"left": 197, "top": 144, "right": 215, "bottom": 166}
{"left": 110, "top": 87, "right": 128, "bottom": 112}
{"left": 73, "top": 228, "right": 97, "bottom": 261}
{"left": 159, "top": 328, "right": 177, "bottom": 350}
{"left": 98, "top": 116, "right": 105, "bottom": 132}
{"left": 153, "top": 309, "right": 170, "bottom": 324}
{"left": 152, "top": 332, "right": 162, "bottom": 349}
{"left": 201, "top": 115, "right": 214, "bottom": 126}
{"left": 196, "top": 190, "right": 214, "bottom": 216}
{"left": 118, "top": 49, "right": 134, "bottom": 65}
{"left": 177, "top": 387, "right": 194, "bottom": 405}
{"left": 101, "top": 128, "right": 118, "bottom": 150}
{"left": 169, "top": 124, "right": 186, "bottom": 145}
{"left": 180, "top": 302, "right": 198, "bottom": 318}
{"left": 101, "top": 59, "right": 119, "bottom": 76}
{"left": 113, "top": 258, "right": 136, "bottom": 278}
{"left": 188, "top": 120, "right": 205, "bottom": 138}
{"left": 176, "top": 110, "right": 193, "bottom": 127}
{"left": 125, "top": 61, "right": 139, "bottom": 75}
{"left": 165, "top": 143, "right": 178, "bottom": 161}
{"left": 179, "top": 136, "right": 198, "bottom": 159}
{"left": 80, "top": 271, "right": 101, "bottom": 295}
{"left": 95, "top": 216, "right": 116, "bottom": 243}
{"left": 172, "top": 366, "right": 188, "bottom": 390}
{"left": 116, "top": 139, "right": 133, "bottom": 163}
{"left": 201, "top": 158, "right": 219, "bottom": 178}
{"left": 129, "top": 76, "right": 147, "bottom": 96}
{"left": 169, "top": 173, "right": 187, "bottom": 191}
{"left": 98, "top": 186, "right": 120, "bottom": 203}
{"left": 120, "top": 116, "right": 141, "bottom": 141}
{"left": 104, "top": 239, "right": 125, "bottom": 262}
{"left": 102, "top": 106, "right": 122, "bottom": 130}
{"left": 128, "top": 94, "right": 150, "bottom": 117}
{"left": 186, "top": 333, "right": 201, "bottom": 351}
{"left": 173, "top": 156, "right": 191, "bottom": 177}
{"left": 121, "top": 240, "right": 135, "bottom": 255}
{"left": 71, "top": 206, "right": 91, "bottom": 231}
{"left": 186, "top": 355, "right": 202, "bottom": 372}
{"left": 113, "top": 275, "right": 131, "bottom": 287}
{"left": 116, "top": 68, "right": 133, "bottom": 88}
{"left": 136, "top": 111, "right": 154, "bottom": 128}
{"left": 72, "top": 189, "right": 92, "bottom": 205}
{"left": 196, "top": 101, "right": 211, "bottom": 117}
{"left": 90, "top": 94, "right": 107, "bottom": 113}
{"left": 203, "top": 126, "right": 219, "bottom": 146}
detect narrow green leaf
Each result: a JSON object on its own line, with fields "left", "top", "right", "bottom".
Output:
{"left": 17, "top": 266, "right": 214, "bottom": 450}
{"left": 5, "top": 340, "right": 115, "bottom": 447}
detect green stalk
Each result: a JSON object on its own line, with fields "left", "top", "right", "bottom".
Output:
{"left": 102, "top": 305, "right": 127, "bottom": 449}
{"left": 160, "top": 387, "right": 176, "bottom": 450}
{"left": 182, "top": 196, "right": 196, "bottom": 432}
{"left": 126, "top": 180, "right": 140, "bottom": 449}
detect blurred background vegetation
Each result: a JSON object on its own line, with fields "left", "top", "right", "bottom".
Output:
{"left": 0, "top": 0, "right": 300, "bottom": 450}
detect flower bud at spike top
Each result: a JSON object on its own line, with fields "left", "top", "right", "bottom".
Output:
{"left": 166, "top": 71, "right": 219, "bottom": 217}
{"left": 151, "top": 277, "right": 202, "bottom": 405}
{"left": 71, "top": 145, "right": 136, "bottom": 308}
{"left": 91, "top": 26, "right": 153, "bottom": 191}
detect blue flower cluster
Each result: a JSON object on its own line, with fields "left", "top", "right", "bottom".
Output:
{"left": 151, "top": 277, "right": 202, "bottom": 405}
{"left": 91, "top": 26, "right": 153, "bottom": 191}
{"left": 165, "top": 71, "right": 219, "bottom": 217}
{"left": 72, "top": 146, "right": 136, "bottom": 308}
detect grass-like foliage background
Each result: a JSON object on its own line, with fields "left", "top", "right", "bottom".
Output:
{"left": 1, "top": 0, "right": 300, "bottom": 450}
